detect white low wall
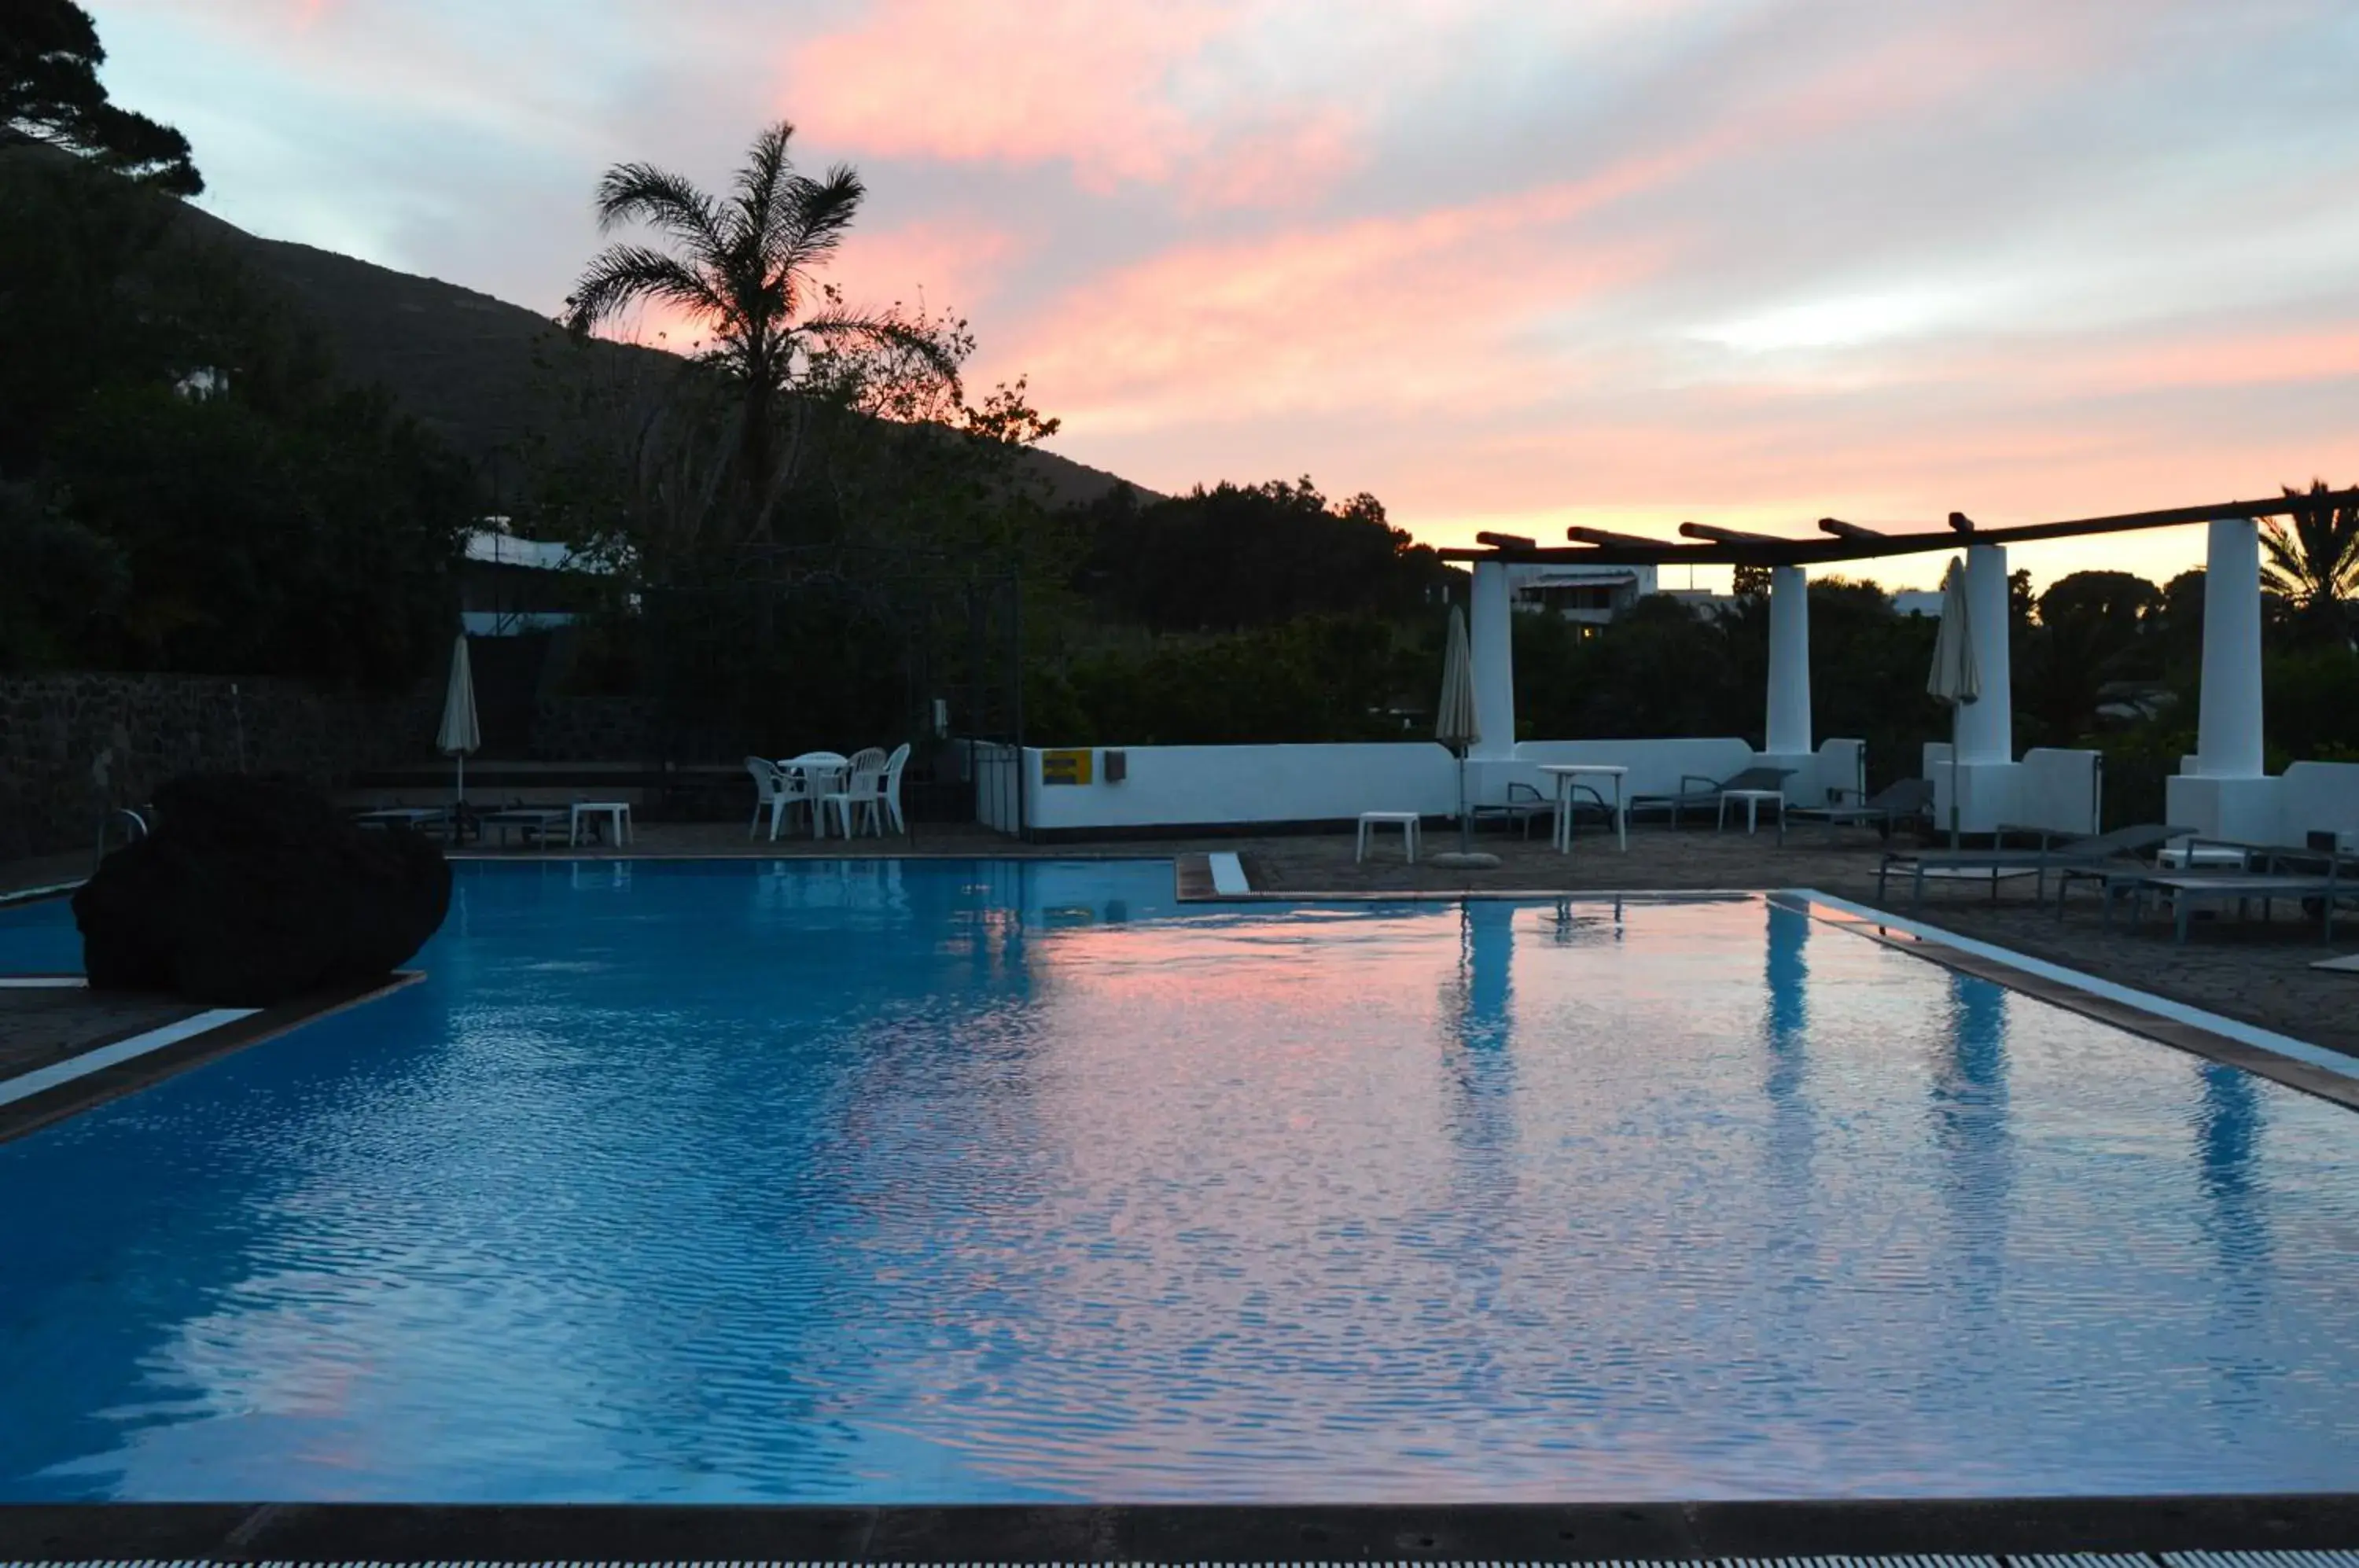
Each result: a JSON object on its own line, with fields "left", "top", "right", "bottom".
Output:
{"left": 2280, "top": 760, "right": 2359, "bottom": 844}
{"left": 1926, "top": 745, "right": 2102, "bottom": 837}
{"left": 1021, "top": 742, "right": 1458, "bottom": 832}
{"left": 2167, "top": 760, "right": 2359, "bottom": 846}
{"left": 2018, "top": 749, "right": 2103, "bottom": 835}
{"left": 973, "top": 742, "right": 1022, "bottom": 834}
{"left": 1505, "top": 738, "right": 1754, "bottom": 802}
{"left": 1015, "top": 736, "right": 1869, "bottom": 834}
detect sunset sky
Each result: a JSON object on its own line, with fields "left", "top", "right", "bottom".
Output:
{"left": 88, "top": 0, "right": 2359, "bottom": 589}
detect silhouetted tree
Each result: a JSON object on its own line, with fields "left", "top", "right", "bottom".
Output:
{"left": 562, "top": 120, "right": 955, "bottom": 540}
{"left": 2261, "top": 479, "right": 2359, "bottom": 646}
{"left": 1075, "top": 477, "right": 1459, "bottom": 631}
{"left": 1, "top": 0, "right": 201, "bottom": 193}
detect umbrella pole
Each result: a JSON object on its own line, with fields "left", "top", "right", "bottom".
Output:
{"left": 1949, "top": 706, "right": 1961, "bottom": 850}
{"left": 1459, "top": 748, "right": 1471, "bottom": 855}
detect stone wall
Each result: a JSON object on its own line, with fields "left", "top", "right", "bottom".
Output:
{"left": 0, "top": 673, "right": 438, "bottom": 863}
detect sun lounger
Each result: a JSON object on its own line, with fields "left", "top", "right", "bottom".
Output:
{"left": 1788, "top": 778, "right": 1934, "bottom": 842}
{"left": 1628, "top": 765, "right": 1795, "bottom": 830}
{"left": 1470, "top": 781, "right": 1558, "bottom": 841}
{"left": 476, "top": 805, "right": 572, "bottom": 848}
{"left": 2111, "top": 867, "right": 2352, "bottom": 943}
{"left": 1877, "top": 822, "right": 2196, "bottom": 911}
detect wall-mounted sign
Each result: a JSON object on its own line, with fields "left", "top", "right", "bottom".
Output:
{"left": 1040, "top": 748, "right": 1095, "bottom": 786}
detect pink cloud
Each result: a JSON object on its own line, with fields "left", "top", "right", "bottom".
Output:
{"left": 989, "top": 148, "right": 1724, "bottom": 435}
{"left": 782, "top": 0, "right": 1366, "bottom": 202}
{"left": 828, "top": 219, "right": 1025, "bottom": 317}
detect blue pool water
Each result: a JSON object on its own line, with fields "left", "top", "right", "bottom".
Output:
{"left": 0, "top": 859, "right": 2354, "bottom": 1503}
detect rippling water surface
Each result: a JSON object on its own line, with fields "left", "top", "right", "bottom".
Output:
{"left": 1, "top": 860, "right": 2354, "bottom": 1502}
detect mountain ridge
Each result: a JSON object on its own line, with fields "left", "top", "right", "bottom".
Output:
{"left": 167, "top": 197, "right": 1150, "bottom": 513}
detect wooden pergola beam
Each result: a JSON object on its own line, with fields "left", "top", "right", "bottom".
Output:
{"left": 1677, "top": 521, "right": 1787, "bottom": 545}
{"left": 1566, "top": 525, "right": 1676, "bottom": 549}
{"left": 1816, "top": 517, "right": 1886, "bottom": 540}
{"left": 1433, "top": 487, "right": 2359, "bottom": 565}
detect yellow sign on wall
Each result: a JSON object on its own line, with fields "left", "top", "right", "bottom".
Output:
{"left": 1041, "top": 748, "right": 1095, "bottom": 786}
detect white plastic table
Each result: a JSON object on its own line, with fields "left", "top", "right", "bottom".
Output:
{"left": 1356, "top": 811, "right": 1421, "bottom": 863}
{"left": 779, "top": 758, "right": 848, "bottom": 840}
{"left": 1537, "top": 764, "right": 1628, "bottom": 852}
{"left": 569, "top": 801, "right": 633, "bottom": 846}
{"left": 1717, "top": 787, "right": 1786, "bottom": 841}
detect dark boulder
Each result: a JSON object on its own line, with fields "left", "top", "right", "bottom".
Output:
{"left": 74, "top": 773, "right": 452, "bottom": 1007}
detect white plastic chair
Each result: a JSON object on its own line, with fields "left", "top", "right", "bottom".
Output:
{"left": 880, "top": 742, "right": 911, "bottom": 834}
{"left": 822, "top": 748, "right": 889, "bottom": 838}
{"left": 745, "top": 756, "right": 789, "bottom": 839}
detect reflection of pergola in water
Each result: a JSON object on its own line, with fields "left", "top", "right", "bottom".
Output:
{"left": 1441, "top": 488, "right": 2359, "bottom": 841}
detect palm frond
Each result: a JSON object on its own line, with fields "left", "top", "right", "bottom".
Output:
{"left": 594, "top": 162, "right": 728, "bottom": 259}
{"left": 732, "top": 121, "right": 800, "bottom": 243}
{"left": 2265, "top": 483, "right": 2359, "bottom": 603}
{"left": 563, "top": 246, "right": 727, "bottom": 337}
{"left": 768, "top": 165, "right": 866, "bottom": 281}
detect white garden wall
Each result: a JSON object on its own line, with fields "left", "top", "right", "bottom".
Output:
{"left": 1011, "top": 736, "right": 1867, "bottom": 835}
{"left": 1924, "top": 745, "right": 2101, "bottom": 837}
{"left": 2277, "top": 760, "right": 2359, "bottom": 845}
{"left": 2168, "top": 760, "right": 2359, "bottom": 846}
{"left": 1021, "top": 742, "right": 1459, "bottom": 833}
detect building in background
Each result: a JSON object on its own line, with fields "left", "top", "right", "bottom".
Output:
{"left": 460, "top": 521, "right": 616, "bottom": 636}
{"left": 1507, "top": 561, "right": 1659, "bottom": 624}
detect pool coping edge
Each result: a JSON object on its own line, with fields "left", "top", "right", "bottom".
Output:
{"left": 0, "top": 971, "right": 424, "bottom": 1145}
{"left": 2, "top": 1494, "right": 2354, "bottom": 1562}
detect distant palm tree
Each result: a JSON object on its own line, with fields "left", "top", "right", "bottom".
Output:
{"left": 563, "top": 120, "right": 951, "bottom": 537}
{"left": 2261, "top": 479, "right": 2359, "bottom": 644}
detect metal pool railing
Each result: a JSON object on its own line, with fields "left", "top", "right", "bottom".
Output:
{"left": 91, "top": 804, "right": 150, "bottom": 873}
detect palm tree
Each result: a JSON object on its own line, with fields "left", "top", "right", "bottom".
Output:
{"left": 563, "top": 121, "right": 952, "bottom": 539}
{"left": 2260, "top": 479, "right": 2359, "bottom": 645}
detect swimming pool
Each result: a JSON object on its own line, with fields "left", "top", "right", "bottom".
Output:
{"left": 0, "top": 859, "right": 2353, "bottom": 1504}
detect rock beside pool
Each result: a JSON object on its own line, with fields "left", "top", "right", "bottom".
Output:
{"left": 74, "top": 773, "right": 453, "bottom": 1007}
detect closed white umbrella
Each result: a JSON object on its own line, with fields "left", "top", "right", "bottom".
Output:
{"left": 437, "top": 631, "right": 480, "bottom": 807}
{"left": 1436, "top": 605, "right": 1480, "bottom": 852}
{"left": 1927, "top": 559, "right": 1979, "bottom": 847}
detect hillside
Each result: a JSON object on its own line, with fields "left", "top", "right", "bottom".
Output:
{"left": 169, "top": 200, "right": 1147, "bottom": 511}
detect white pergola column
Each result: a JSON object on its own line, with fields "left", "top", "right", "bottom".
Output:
{"left": 2195, "top": 517, "right": 2264, "bottom": 777}
{"left": 2169, "top": 516, "right": 2278, "bottom": 839}
{"left": 1470, "top": 560, "right": 1516, "bottom": 760}
{"left": 1764, "top": 565, "right": 1812, "bottom": 756}
{"left": 1955, "top": 543, "right": 2014, "bottom": 763}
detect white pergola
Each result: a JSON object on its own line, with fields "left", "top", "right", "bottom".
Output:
{"left": 1442, "top": 491, "right": 2359, "bottom": 841}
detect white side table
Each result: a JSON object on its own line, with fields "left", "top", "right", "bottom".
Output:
{"left": 1537, "top": 764, "right": 1628, "bottom": 853}
{"left": 1356, "top": 812, "right": 1421, "bottom": 863}
{"left": 569, "top": 801, "right": 633, "bottom": 847}
{"left": 1717, "top": 788, "right": 1786, "bottom": 842}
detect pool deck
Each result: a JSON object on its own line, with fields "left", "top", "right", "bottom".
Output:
{"left": 0, "top": 972, "right": 419, "bottom": 1144}
{"left": 1, "top": 1493, "right": 2356, "bottom": 1562}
